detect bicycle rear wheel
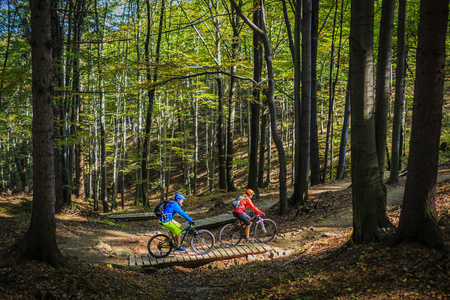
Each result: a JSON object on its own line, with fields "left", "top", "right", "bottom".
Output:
{"left": 148, "top": 234, "right": 173, "bottom": 258}
{"left": 254, "top": 219, "right": 277, "bottom": 243}
{"left": 219, "top": 223, "right": 243, "bottom": 247}
{"left": 191, "top": 229, "right": 215, "bottom": 255}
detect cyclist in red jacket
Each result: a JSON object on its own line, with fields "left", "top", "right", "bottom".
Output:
{"left": 232, "top": 188, "right": 264, "bottom": 241}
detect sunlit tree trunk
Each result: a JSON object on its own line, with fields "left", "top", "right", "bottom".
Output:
{"left": 349, "top": 0, "right": 390, "bottom": 244}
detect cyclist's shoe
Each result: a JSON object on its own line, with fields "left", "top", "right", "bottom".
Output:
{"left": 175, "top": 246, "right": 186, "bottom": 251}
{"left": 246, "top": 237, "right": 255, "bottom": 243}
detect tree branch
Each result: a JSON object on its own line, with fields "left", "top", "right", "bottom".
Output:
{"left": 229, "top": 0, "right": 265, "bottom": 36}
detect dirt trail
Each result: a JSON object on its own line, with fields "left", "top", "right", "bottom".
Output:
{"left": 59, "top": 170, "right": 450, "bottom": 267}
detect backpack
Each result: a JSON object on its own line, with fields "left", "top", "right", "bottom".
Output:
{"left": 154, "top": 200, "right": 171, "bottom": 220}
{"left": 231, "top": 196, "right": 245, "bottom": 209}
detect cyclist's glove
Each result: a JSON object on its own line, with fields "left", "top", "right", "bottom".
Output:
{"left": 190, "top": 221, "right": 197, "bottom": 226}
{"left": 261, "top": 212, "right": 265, "bottom": 216}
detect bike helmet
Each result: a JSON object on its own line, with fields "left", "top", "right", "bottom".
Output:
{"left": 246, "top": 188, "right": 255, "bottom": 196}
{"left": 174, "top": 193, "right": 186, "bottom": 201}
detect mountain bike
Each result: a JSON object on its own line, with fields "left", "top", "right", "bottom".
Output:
{"left": 219, "top": 214, "right": 277, "bottom": 247}
{"left": 148, "top": 223, "right": 215, "bottom": 258}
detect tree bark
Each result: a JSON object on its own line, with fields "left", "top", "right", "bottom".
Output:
{"left": 392, "top": 0, "right": 448, "bottom": 251}
{"left": 349, "top": 0, "right": 390, "bottom": 244}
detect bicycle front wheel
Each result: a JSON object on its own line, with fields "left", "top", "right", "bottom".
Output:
{"left": 148, "top": 234, "right": 173, "bottom": 258}
{"left": 254, "top": 219, "right": 277, "bottom": 243}
{"left": 191, "top": 229, "right": 215, "bottom": 255}
{"left": 219, "top": 223, "right": 243, "bottom": 247}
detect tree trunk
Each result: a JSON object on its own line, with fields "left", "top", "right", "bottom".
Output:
{"left": 226, "top": 20, "right": 238, "bottom": 191}
{"left": 349, "top": 0, "right": 390, "bottom": 244}
{"left": 322, "top": 0, "right": 338, "bottom": 183}
{"left": 248, "top": 0, "right": 262, "bottom": 198}
{"left": 2, "top": 0, "right": 67, "bottom": 269}
{"left": 51, "top": 0, "right": 64, "bottom": 212}
{"left": 141, "top": 0, "right": 165, "bottom": 208}
{"left": 387, "top": 0, "right": 406, "bottom": 185}
{"left": 392, "top": 0, "right": 448, "bottom": 251}
{"left": 336, "top": 80, "right": 351, "bottom": 180}
{"left": 258, "top": 105, "right": 267, "bottom": 188}
{"left": 375, "top": 0, "right": 395, "bottom": 178}
{"left": 298, "top": 0, "right": 312, "bottom": 206}
{"left": 217, "top": 78, "right": 227, "bottom": 190}
{"left": 309, "top": 0, "right": 321, "bottom": 186}
{"left": 286, "top": 0, "right": 302, "bottom": 207}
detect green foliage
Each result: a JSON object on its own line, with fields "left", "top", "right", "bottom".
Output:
{"left": 0, "top": 0, "right": 447, "bottom": 199}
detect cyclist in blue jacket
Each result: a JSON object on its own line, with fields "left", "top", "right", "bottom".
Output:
{"left": 159, "top": 193, "right": 196, "bottom": 251}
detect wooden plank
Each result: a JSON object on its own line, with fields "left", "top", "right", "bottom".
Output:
{"left": 212, "top": 246, "right": 227, "bottom": 259}
{"left": 241, "top": 244, "right": 254, "bottom": 255}
{"left": 236, "top": 244, "right": 248, "bottom": 255}
{"left": 129, "top": 255, "right": 136, "bottom": 266}
{"left": 142, "top": 254, "right": 151, "bottom": 266}
{"left": 135, "top": 254, "right": 143, "bottom": 266}
{"left": 251, "top": 243, "right": 265, "bottom": 254}
{"left": 150, "top": 256, "right": 159, "bottom": 266}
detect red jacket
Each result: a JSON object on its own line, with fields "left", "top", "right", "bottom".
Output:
{"left": 232, "top": 196, "right": 263, "bottom": 215}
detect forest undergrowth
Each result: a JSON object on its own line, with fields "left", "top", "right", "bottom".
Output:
{"left": 0, "top": 168, "right": 449, "bottom": 299}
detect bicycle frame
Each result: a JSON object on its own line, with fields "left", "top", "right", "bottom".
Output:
{"left": 169, "top": 224, "right": 197, "bottom": 246}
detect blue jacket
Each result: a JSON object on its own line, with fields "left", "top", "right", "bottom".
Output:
{"left": 160, "top": 200, "right": 193, "bottom": 223}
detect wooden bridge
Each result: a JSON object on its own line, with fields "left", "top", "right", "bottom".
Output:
{"left": 128, "top": 242, "right": 271, "bottom": 268}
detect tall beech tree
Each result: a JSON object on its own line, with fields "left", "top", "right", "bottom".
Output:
{"left": 392, "top": 0, "right": 448, "bottom": 251}
{"left": 349, "top": 0, "right": 390, "bottom": 244}
{"left": 1, "top": 0, "right": 67, "bottom": 269}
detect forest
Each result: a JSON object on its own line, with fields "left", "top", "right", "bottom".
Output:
{"left": 0, "top": 0, "right": 449, "bottom": 298}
